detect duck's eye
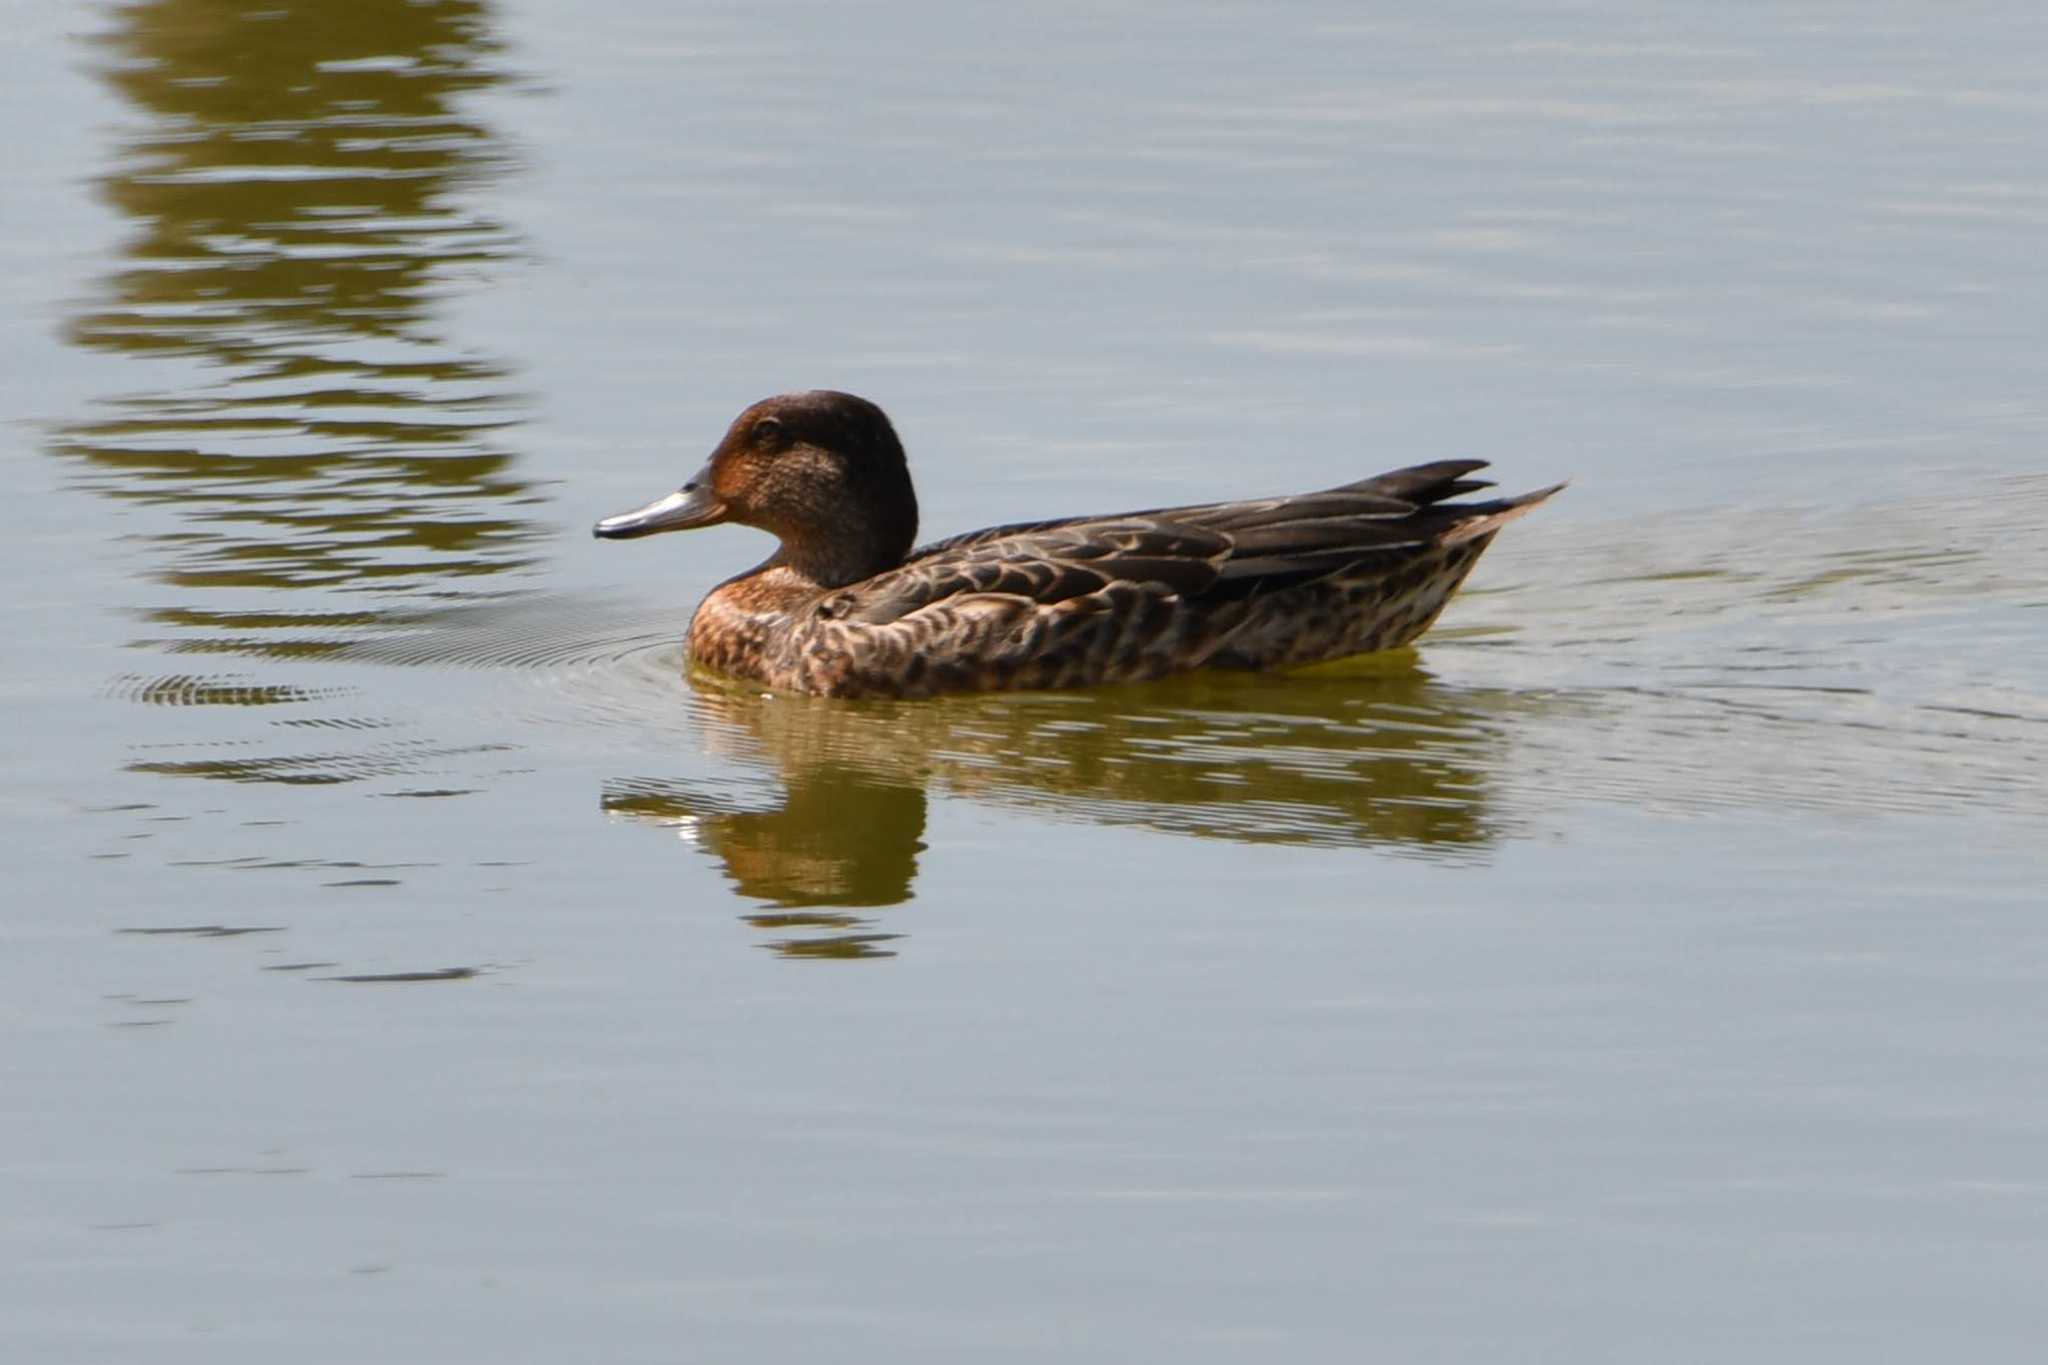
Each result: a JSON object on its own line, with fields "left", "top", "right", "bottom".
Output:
{"left": 751, "top": 417, "right": 785, "bottom": 447}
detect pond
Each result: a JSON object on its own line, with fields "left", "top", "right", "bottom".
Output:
{"left": 6, "top": 2, "right": 2046, "bottom": 1359}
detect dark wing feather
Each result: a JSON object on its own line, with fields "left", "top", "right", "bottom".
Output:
{"left": 853, "top": 460, "right": 1508, "bottom": 622}
{"left": 1335, "top": 459, "right": 1493, "bottom": 503}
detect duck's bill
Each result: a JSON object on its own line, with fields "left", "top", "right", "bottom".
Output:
{"left": 593, "top": 470, "right": 729, "bottom": 539}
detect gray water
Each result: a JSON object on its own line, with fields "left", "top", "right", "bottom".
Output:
{"left": 5, "top": 2, "right": 2046, "bottom": 1360}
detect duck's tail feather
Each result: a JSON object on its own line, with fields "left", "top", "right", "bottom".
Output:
{"left": 1438, "top": 481, "right": 1568, "bottom": 546}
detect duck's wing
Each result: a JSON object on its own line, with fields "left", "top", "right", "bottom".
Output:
{"left": 837, "top": 517, "right": 1233, "bottom": 626}
{"left": 845, "top": 459, "right": 1503, "bottom": 625}
{"left": 1163, "top": 460, "right": 1499, "bottom": 598}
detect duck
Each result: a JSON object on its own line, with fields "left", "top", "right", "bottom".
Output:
{"left": 594, "top": 391, "right": 1562, "bottom": 699}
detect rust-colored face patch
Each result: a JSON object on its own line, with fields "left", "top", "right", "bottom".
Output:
{"left": 708, "top": 446, "right": 762, "bottom": 510}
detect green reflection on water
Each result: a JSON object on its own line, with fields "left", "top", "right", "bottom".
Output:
{"left": 54, "top": 0, "right": 533, "bottom": 613}
{"left": 607, "top": 661, "right": 1550, "bottom": 950}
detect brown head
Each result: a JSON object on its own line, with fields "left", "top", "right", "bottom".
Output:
{"left": 593, "top": 391, "right": 920, "bottom": 587}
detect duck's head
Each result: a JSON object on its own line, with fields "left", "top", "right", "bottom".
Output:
{"left": 594, "top": 390, "right": 919, "bottom": 587}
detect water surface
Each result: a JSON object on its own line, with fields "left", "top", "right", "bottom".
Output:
{"left": 6, "top": 1, "right": 2047, "bottom": 1360}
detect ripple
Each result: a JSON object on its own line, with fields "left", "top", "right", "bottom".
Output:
{"left": 330, "top": 598, "right": 681, "bottom": 671}
{"left": 1435, "top": 471, "right": 2048, "bottom": 825}
{"left": 107, "top": 673, "right": 354, "bottom": 707}
{"left": 127, "top": 739, "right": 514, "bottom": 786}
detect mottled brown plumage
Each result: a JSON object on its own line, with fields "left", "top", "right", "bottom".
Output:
{"left": 594, "top": 391, "right": 1562, "bottom": 699}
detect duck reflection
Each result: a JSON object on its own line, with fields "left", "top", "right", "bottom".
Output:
{"left": 603, "top": 659, "right": 1547, "bottom": 956}
{"left": 606, "top": 763, "right": 924, "bottom": 960}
